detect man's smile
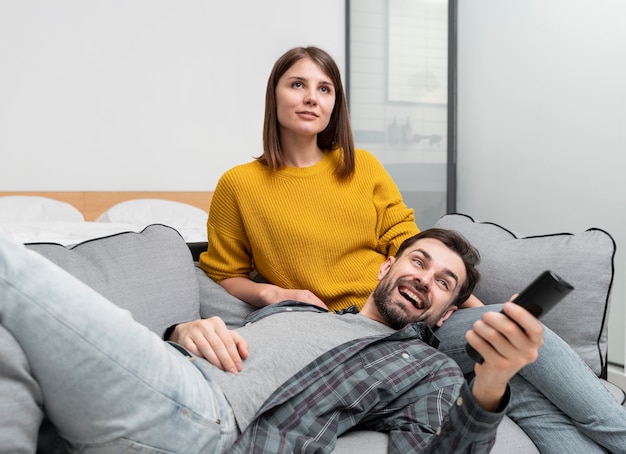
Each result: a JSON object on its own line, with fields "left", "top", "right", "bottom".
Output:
{"left": 398, "top": 284, "right": 427, "bottom": 310}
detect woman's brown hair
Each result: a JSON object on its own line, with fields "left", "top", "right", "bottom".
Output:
{"left": 258, "top": 46, "right": 355, "bottom": 180}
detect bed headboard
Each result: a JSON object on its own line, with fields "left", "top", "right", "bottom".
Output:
{"left": 0, "top": 191, "right": 213, "bottom": 221}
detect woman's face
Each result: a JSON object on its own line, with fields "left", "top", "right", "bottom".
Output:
{"left": 275, "top": 57, "right": 336, "bottom": 141}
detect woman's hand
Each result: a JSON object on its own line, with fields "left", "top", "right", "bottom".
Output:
{"left": 459, "top": 293, "right": 484, "bottom": 309}
{"left": 220, "top": 276, "right": 328, "bottom": 309}
{"left": 263, "top": 287, "right": 329, "bottom": 309}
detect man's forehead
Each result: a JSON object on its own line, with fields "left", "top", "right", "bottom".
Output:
{"left": 404, "top": 238, "right": 466, "bottom": 281}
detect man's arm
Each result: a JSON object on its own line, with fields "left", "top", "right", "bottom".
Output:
{"left": 385, "top": 382, "right": 506, "bottom": 454}
{"left": 386, "top": 303, "right": 541, "bottom": 453}
{"left": 465, "top": 302, "right": 543, "bottom": 410}
{"left": 167, "top": 317, "right": 249, "bottom": 375}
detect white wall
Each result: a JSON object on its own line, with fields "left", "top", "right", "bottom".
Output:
{"left": 4, "top": 0, "right": 626, "bottom": 368}
{"left": 457, "top": 0, "right": 626, "bottom": 367}
{"left": 0, "top": 0, "right": 345, "bottom": 190}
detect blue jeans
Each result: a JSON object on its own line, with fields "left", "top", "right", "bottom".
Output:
{"left": 436, "top": 305, "right": 626, "bottom": 453}
{"left": 0, "top": 231, "right": 238, "bottom": 453}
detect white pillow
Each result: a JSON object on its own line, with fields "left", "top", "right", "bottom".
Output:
{"left": 0, "top": 196, "right": 85, "bottom": 222}
{"left": 96, "top": 199, "right": 208, "bottom": 229}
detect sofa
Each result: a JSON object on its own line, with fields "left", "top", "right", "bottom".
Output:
{"left": 2, "top": 214, "right": 624, "bottom": 453}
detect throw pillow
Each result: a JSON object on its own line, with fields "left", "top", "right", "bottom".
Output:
{"left": 435, "top": 213, "right": 615, "bottom": 377}
{"left": 26, "top": 224, "right": 200, "bottom": 336}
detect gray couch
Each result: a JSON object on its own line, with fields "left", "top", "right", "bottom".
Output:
{"left": 2, "top": 214, "right": 624, "bottom": 453}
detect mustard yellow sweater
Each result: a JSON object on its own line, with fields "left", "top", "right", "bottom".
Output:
{"left": 199, "top": 148, "right": 419, "bottom": 312}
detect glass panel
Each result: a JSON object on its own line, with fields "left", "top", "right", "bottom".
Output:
{"left": 347, "top": 0, "right": 454, "bottom": 229}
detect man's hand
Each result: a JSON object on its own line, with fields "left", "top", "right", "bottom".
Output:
{"left": 465, "top": 302, "right": 544, "bottom": 411}
{"left": 169, "top": 317, "right": 248, "bottom": 375}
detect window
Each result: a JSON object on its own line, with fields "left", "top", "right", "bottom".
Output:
{"left": 346, "top": 0, "right": 457, "bottom": 228}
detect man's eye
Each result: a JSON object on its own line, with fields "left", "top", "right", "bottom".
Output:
{"left": 438, "top": 279, "right": 449, "bottom": 290}
{"left": 413, "top": 259, "right": 423, "bottom": 268}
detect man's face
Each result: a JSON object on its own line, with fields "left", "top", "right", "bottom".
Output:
{"left": 370, "top": 238, "right": 466, "bottom": 329}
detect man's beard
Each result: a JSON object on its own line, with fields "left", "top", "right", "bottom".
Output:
{"left": 372, "top": 277, "right": 427, "bottom": 330}
{"left": 372, "top": 278, "right": 445, "bottom": 330}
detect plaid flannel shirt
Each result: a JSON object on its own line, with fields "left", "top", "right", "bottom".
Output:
{"left": 228, "top": 303, "right": 507, "bottom": 453}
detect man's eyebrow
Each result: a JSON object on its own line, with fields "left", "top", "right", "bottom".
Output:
{"left": 413, "top": 248, "right": 459, "bottom": 288}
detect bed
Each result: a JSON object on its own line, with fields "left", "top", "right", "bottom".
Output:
{"left": 0, "top": 191, "right": 213, "bottom": 246}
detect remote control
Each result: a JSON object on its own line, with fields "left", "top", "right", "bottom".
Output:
{"left": 466, "top": 270, "right": 574, "bottom": 363}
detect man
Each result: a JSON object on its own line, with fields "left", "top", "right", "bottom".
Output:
{"left": 0, "top": 228, "right": 542, "bottom": 453}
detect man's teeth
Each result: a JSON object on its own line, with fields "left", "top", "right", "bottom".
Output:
{"left": 400, "top": 289, "right": 423, "bottom": 309}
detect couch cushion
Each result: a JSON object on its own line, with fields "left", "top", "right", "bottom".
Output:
{"left": 332, "top": 416, "right": 539, "bottom": 454}
{"left": 26, "top": 224, "right": 200, "bottom": 336}
{"left": 435, "top": 214, "right": 615, "bottom": 377}
{"left": 195, "top": 265, "right": 255, "bottom": 328}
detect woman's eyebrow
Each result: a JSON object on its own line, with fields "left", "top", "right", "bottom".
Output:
{"left": 287, "top": 75, "right": 334, "bottom": 87}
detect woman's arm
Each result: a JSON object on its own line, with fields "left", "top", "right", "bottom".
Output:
{"left": 220, "top": 276, "right": 328, "bottom": 309}
{"left": 460, "top": 294, "right": 484, "bottom": 309}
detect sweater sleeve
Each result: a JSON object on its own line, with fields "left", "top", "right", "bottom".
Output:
{"left": 363, "top": 151, "right": 420, "bottom": 256}
{"left": 199, "top": 171, "right": 254, "bottom": 282}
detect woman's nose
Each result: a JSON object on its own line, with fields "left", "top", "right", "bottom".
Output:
{"left": 304, "top": 90, "right": 317, "bottom": 105}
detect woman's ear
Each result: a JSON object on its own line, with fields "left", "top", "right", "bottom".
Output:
{"left": 434, "top": 305, "right": 458, "bottom": 328}
{"left": 377, "top": 256, "right": 395, "bottom": 280}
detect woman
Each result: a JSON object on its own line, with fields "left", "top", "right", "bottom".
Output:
{"left": 199, "top": 46, "right": 419, "bottom": 312}
{"left": 197, "top": 46, "right": 625, "bottom": 452}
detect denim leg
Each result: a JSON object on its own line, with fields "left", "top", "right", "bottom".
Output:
{"left": 520, "top": 325, "right": 626, "bottom": 452}
{"left": 0, "top": 325, "right": 44, "bottom": 453}
{"left": 506, "top": 375, "right": 606, "bottom": 453}
{"left": 0, "top": 230, "right": 238, "bottom": 453}
{"left": 436, "top": 306, "right": 626, "bottom": 452}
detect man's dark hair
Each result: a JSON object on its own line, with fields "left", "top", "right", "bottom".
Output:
{"left": 395, "top": 228, "right": 481, "bottom": 307}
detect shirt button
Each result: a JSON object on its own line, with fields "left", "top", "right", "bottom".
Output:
{"left": 456, "top": 396, "right": 463, "bottom": 406}
{"left": 401, "top": 352, "right": 410, "bottom": 359}
{"left": 286, "top": 308, "right": 293, "bottom": 311}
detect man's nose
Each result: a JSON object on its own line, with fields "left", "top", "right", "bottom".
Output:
{"left": 415, "top": 271, "right": 432, "bottom": 287}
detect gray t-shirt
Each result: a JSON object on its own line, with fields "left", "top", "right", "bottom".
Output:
{"left": 202, "top": 310, "right": 394, "bottom": 432}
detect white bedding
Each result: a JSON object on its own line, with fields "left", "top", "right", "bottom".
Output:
{"left": 2, "top": 222, "right": 207, "bottom": 246}
{"left": 0, "top": 195, "right": 208, "bottom": 246}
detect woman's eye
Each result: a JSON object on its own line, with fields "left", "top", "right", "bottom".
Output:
{"left": 320, "top": 86, "right": 329, "bottom": 93}
{"left": 293, "top": 82, "right": 303, "bottom": 88}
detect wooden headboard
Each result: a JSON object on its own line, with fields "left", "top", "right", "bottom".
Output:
{"left": 0, "top": 191, "right": 213, "bottom": 221}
